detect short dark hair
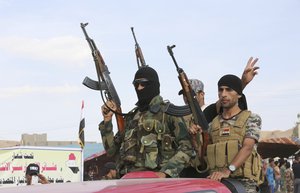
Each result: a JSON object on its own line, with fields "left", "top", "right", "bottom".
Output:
{"left": 286, "top": 162, "right": 291, "bottom": 169}
{"left": 269, "top": 158, "right": 274, "bottom": 163}
{"left": 99, "top": 162, "right": 116, "bottom": 176}
{"left": 279, "top": 158, "right": 285, "bottom": 164}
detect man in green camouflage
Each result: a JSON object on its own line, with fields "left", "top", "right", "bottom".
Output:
{"left": 99, "top": 66, "right": 193, "bottom": 178}
{"left": 190, "top": 74, "right": 262, "bottom": 192}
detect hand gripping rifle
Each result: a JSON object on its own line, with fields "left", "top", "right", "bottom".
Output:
{"left": 131, "top": 27, "right": 147, "bottom": 68}
{"left": 80, "top": 23, "right": 125, "bottom": 133}
{"left": 167, "top": 45, "right": 209, "bottom": 173}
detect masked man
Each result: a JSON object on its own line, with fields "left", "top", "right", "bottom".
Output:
{"left": 99, "top": 66, "right": 193, "bottom": 178}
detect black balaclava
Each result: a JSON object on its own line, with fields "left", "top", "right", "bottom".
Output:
{"left": 133, "top": 66, "right": 160, "bottom": 111}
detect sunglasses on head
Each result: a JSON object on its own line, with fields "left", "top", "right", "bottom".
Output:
{"left": 132, "top": 78, "right": 151, "bottom": 88}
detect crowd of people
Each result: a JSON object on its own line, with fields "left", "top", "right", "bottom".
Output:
{"left": 260, "top": 155, "right": 300, "bottom": 193}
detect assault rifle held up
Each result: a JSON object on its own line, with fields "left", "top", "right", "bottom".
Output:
{"left": 167, "top": 45, "right": 209, "bottom": 172}
{"left": 131, "top": 27, "right": 147, "bottom": 68}
{"left": 80, "top": 23, "right": 125, "bottom": 133}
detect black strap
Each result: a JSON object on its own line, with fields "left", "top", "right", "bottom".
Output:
{"left": 221, "top": 178, "right": 247, "bottom": 193}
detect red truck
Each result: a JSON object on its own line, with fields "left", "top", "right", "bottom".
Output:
{"left": 0, "top": 171, "right": 247, "bottom": 193}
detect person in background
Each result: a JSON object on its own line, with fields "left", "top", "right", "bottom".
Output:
{"left": 178, "top": 79, "right": 208, "bottom": 111}
{"left": 25, "top": 163, "right": 49, "bottom": 185}
{"left": 285, "top": 162, "right": 294, "bottom": 193}
{"left": 292, "top": 154, "right": 300, "bottom": 193}
{"left": 85, "top": 165, "right": 98, "bottom": 181}
{"left": 279, "top": 158, "right": 287, "bottom": 193}
{"left": 178, "top": 79, "right": 209, "bottom": 178}
{"left": 274, "top": 160, "right": 281, "bottom": 192}
{"left": 260, "top": 160, "right": 270, "bottom": 193}
{"left": 266, "top": 158, "right": 275, "bottom": 193}
{"left": 99, "top": 162, "right": 117, "bottom": 180}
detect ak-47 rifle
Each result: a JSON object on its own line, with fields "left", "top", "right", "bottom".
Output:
{"left": 167, "top": 45, "right": 209, "bottom": 172}
{"left": 131, "top": 27, "right": 147, "bottom": 68}
{"left": 80, "top": 23, "right": 125, "bottom": 133}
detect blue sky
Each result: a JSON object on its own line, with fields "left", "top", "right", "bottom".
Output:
{"left": 0, "top": 0, "right": 299, "bottom": 142}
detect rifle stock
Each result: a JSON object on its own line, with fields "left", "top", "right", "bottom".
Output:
{"left": 81, "top": 23, "right": 125, "bottom": 133}
{"left": 167, "top": 45, "right": 209, "bottom": 172}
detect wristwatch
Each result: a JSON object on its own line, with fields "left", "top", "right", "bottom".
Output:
{"left": 228, "top": 164, "right": 236, "bottom": 173}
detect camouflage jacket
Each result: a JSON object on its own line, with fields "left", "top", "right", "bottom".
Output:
{"left": 99, "top": 95, "right": 193, "bottom": 178}
{"left": 285, "top": 168, "right": 294, "bottom": 192}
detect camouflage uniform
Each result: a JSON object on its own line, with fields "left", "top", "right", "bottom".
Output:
{"left": 179, "top": 79, "right": 209, "bottom": 178}
{"left": 280, "top": 165, "right": 287, "bottom": 192}
{"left": 99, "top": 95, "right": 193, "bottom": 178}
{"left": 240, "top": 179, "right": 260, "bottom": 193}
{"left": 207, "top": 111, "right": 262, "bottom": 193}
{"left": 285, "top": 168, "right": 294, "bottom": 193}
{"left": 178, "top": 79, "right": 205, "bottom": 97}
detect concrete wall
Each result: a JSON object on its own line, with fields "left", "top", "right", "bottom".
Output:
{"left": 20, "top": 133, "right": 86, "bottom": 147}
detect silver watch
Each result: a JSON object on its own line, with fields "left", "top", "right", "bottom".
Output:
{"left": 228, "top": 164, "right": 236, "bottom": 172}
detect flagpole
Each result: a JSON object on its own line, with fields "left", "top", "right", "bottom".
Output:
{"left": 78, "top": 100, "right": 85, "bottom": 182}
{"left": 81, "top": 147, "right": 84, "bottom": 182}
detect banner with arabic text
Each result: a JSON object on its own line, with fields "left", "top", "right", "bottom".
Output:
{"left": 0, "top": 146, "right": 82, "bottom": 188}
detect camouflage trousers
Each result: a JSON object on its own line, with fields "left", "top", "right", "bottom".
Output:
{"left": 238, "top": 179, "right": 259, "bottom": 193}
